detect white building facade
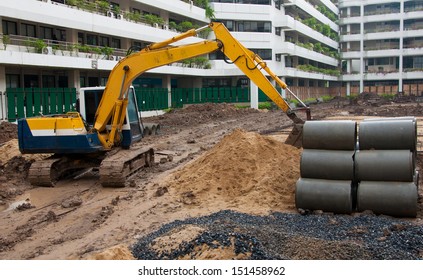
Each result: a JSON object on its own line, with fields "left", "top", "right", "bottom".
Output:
{"left": 339, "top": 0, "right": 423, "bottom": 95}
{"left": 1, "top": 0, "right": 422, "bottom": 114}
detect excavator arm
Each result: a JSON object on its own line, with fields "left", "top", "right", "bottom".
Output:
{"left": 95, "top": 22, "right": 308, "bottom": 150}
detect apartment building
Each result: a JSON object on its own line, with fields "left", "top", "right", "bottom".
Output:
{"left": 0, "top": 0, "right": 341, "bottom": 108}
{"left": 340, "top": 0, "right": 423, "bottom": 95}
{"left": 1, "top": 0, "right": 421, "bottom": 118}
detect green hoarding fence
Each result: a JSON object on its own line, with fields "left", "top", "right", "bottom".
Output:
{"left": 6, "top": 88, "right": 77, "bottom": 122}
{"left": 134, "top": 87, "right": 168, "bottom": 111}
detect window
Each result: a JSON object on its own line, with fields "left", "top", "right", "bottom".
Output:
{"left": 6, "top": 74, "right": 20, "bottom": 88}
{"left": 87, "top": 34, "right": 98, "bottom": 46}
{"left": 100, "top": 77, "right": 108, "bottom": 86}
{"left": 275, "top": 27, "right": 281, "bottom": 36}
{"left": 275, "top": 53, "right": 282, "bottom": 62}
{"left": 42, "top": 75, "right": 56, "bottom": 88}
{"left": 99, "top": 36, "right": 109, "bottom": 47}
{"left": 40, "top": 26, "right": 53, "bottom": 39}
{"left": 57, "top": 29, "right": 66, "bottom": 41}
{"left": 111, "top": 38, "right": 121, "bottom": 49}
{"left": 414, "top": 57, "right": 423, "bottom": 68}
{"left": 78, "top": 32, "right": 85, "bottom": 45}
{"left": 21, "top": 23, "right": 36, "bottom": 37}
{"left": 250, "top": 49, "right": 272, "bottom": 60}
{"left": 2, "top": 20, "right": 17, "bottom": 35}
{"left": 236, "top": 21, "right": 271, "bottom": 32}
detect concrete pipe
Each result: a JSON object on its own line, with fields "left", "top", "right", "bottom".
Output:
{"left": 359, "top": 119, "right": 417, "bottom": 151}
{"left": 302, "top": 120, "right": 357, "bottom": 150}
{"left": 300, "top": 149, "right": 355, "bottom": 180}
{"left": 295, "top": 178, "right": 353, "bottom": 214}
{"left": 355, "top": 150, "right": 414, "bottom": 182}
{"left": 414, "top": 171, "right": 420, "bottom": 187}
{"left": 357, "top": 181, "right": 418, "bottom": 217}
{"left": 362, "top": 116, "right": 416, "bottom": 123}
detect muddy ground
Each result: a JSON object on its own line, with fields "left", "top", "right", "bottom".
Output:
{"left": 0, "top": 96, "right": 422, "bottom": 260}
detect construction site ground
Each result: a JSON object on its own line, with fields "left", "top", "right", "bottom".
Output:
{"left": 0, "top": 95, "right": 422, "bottom": 260}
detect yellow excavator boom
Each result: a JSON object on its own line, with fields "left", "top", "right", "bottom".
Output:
{"left": 94, "top": 22, "right": 308, "bottom": 149}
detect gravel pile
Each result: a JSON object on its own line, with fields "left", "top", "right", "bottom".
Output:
{"left": 132, "top": 210, "right": 423, "bottom": 260}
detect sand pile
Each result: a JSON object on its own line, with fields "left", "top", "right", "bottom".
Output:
{"left": 0, "top": 139, "right": 50, "bottom": 167}
{"left": 165, "top": 129, "right": 301, "bottom": 214}
{"left": 0, "top": 122, "right": 17, "bottom": 144}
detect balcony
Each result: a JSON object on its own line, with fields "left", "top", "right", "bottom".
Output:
{"left": 278, "top": 42, "right": 339, "bottom": 66}
{"left": 276, "top": 16, "right": 339, "bottom": 49}
{"left": 284, "top": 67, "right": 339, "bottom": 81}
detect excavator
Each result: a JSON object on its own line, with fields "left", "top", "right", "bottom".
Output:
{"left": 17, "top": 22, "right": 309, "bottom": 187}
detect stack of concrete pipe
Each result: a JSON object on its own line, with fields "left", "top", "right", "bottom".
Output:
{"left": 295, "top": 120, "right": 357, "bottom": 214}
{"left": 295, "top": 118, "right": 419, "bottom": 217}
{"left": 356, "top": 118, "right": 418, "bottom": 217}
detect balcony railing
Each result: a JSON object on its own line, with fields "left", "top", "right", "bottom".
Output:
{"left": 364, "top": 28, "right": 399, "bottom": 34}
{"left": 405, "top": 6, "right": 423, "bottom": 13}
{"left": 364, "top": 9, "right": 400, "bottom": 16}
{"left": 363, "top": 45, "right": 399, "bottom": 51}
{"left": 1, "top": 34, "right": 127, "bottom": 59}
{"left": 404, "top": 43, "right": 423, "bottom": 49}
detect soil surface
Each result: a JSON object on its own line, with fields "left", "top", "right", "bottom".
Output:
{"left": 0, "top": 97, "right": 422, "bottom": 260}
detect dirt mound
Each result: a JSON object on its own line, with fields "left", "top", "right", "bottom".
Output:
{"left": 151, "top": 103, "right": 259, "bottom": 127}
{"left": 87, "top": 245, "right": 135, "bottom": 260}
{"left": 164, "top": 129, "right": 301, "bottom": 214}
{"left": 0, "top": 122, "right": 17, "bottom": 144}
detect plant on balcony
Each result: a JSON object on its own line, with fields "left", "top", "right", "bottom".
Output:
{"left": 2, "top": 34, "right": 10, "bottom": 50}
{"left": 297, "top": 64, "right": 340, "bottom": 77}
{"left": 180, "top": 21, "right": 194, "bottom": 32}
{"left": 125, "top": 12, "right": 142, "bottom": 22}
{"left": 181, "top": 56, "right": 211, "bottom": 69}
{"left": 25, "top": 39, "right": 47, "bottom": 53}
{"left": 101, "top": 46, "right": 114, "bottom": 59}
{"left": 169, "top": 21, "right": 179, "bottom": 31}
{"left": 313, "top": 42, "right": 323, "bottom": 53}
{"left": 205, "top": 5, "right": 215, "bottom": 20}
{"left": 95, "top": 0, "right": 109, "bottom": 14}
{"left": 144, "top": 14, "right": 164, "bottom": 27}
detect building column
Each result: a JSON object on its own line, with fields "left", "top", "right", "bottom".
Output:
{"left": 346, "top": 82, "right": 351, "bottom": 96}
{"left": 359, "top": 4, "right": 364, "bottom": 93}
{"left": 69, "top": 69, "right": 80, "bottom": 90}
{"left": 165, "top": 75, "right": 171, "bottom": 108}
{"left": 399, "top": 0, "right": 404, "bottom": 93}
{"left": 0, "top": 66, "right": 6, "bottom": 120}
{"left": 250, "top": 82, "right": 258, "bottom": 109}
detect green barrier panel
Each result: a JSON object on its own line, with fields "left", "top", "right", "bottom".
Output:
{"left": 258, "top": 89, "right": 269, "bottom": 102}
{"left": 33, "top": 88, "right": 42, "bottom": 116}
{"left": 194, "top": 88, "right": 201, "bottom": 104}
{"left": 230, "top": 87, "right": 238, "bottom": 102}
{"left": 213, "top": 88, "right": 219, "bottom": 102}
{"left": 6, "top": 88, "right": 17, "bottom": 122}
{"left": 187, "top": 88, "right": 194, "bottom": 104}
{"left": 63, "top": 88, "right": 76, "bottom": 112}
{"left": 49, "top": 88, "right": 58, "bottom": 114}
{"left": 42, "top": 88, "right": 50, "bottom": 115}
{"left": 157, "top": 89, "right": 168, "bottom": 109}
{"left": 57, "top": 88, "right": 64, "bottom": 113}
{"left": 200, "top": 88, "right": 207, "bottom": 103}
{"left": 25, "top": 88, "right": 34, "bottom": 117}
{"left": 16, "top": 88, "right": 25, "bottom": 119}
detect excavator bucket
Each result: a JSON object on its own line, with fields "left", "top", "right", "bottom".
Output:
{"left": 284, "top": 107, "right": 310, "bottom": 148}
{"left": 285, "top": 123, "right": 304, "bottom": 148}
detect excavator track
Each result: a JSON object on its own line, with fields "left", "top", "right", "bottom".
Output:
{"left": 28, "top": 156, "right": 102, "bottom": 187}
{"left": 99, "top": 147, "right": 154, "bottom": 187}
{"left": 28, "top": 157, "right": 62, "bottom": 187}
